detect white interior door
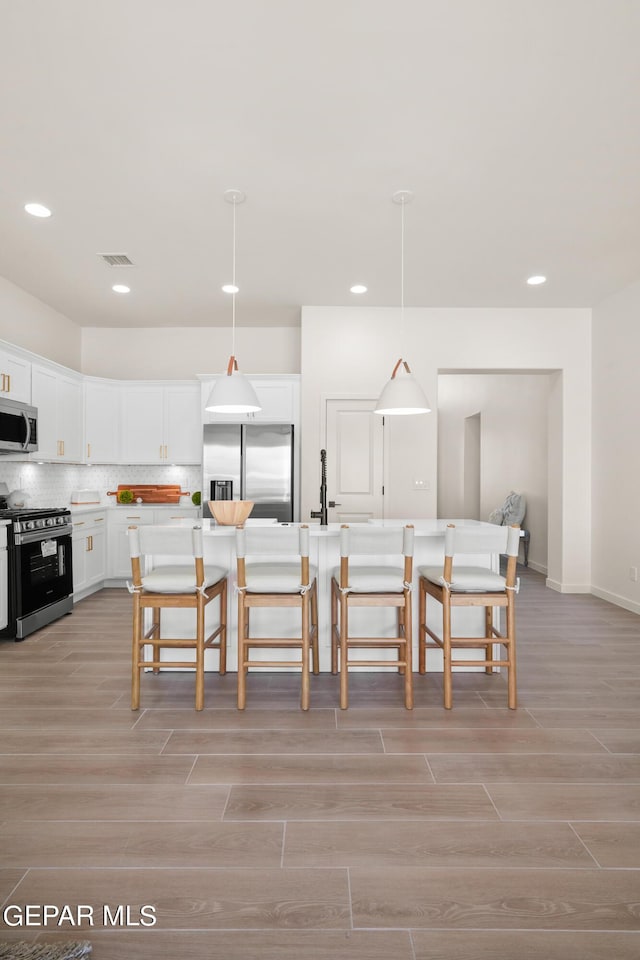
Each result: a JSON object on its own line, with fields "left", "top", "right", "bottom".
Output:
{"left": 325, "top": 399, "right": 385, "bottom": 522}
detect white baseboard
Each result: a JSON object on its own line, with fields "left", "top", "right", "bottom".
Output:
{"left": 526, "top": 560, "right": 547, "bottom": 575}
{"left": 546, "top": 579, "right": 591, "bottom": 594}
{"left": 591, "top": 586, "right": 640, "bottom": 617}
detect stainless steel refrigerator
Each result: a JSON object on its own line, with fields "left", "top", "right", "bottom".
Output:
{"left": 202, "top": 423, "right": 295, "bottom": 522}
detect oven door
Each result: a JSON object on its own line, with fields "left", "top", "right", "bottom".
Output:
{"left": 13, "top": 528, "right": 73, "bottom": 622}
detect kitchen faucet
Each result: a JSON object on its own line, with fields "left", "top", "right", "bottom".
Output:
{"left": 310, "top": 449, "right": 329, "bottom": 526}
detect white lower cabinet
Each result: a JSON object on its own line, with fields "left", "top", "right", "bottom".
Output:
{"left": 107, "top": 507, "right": 200, "bottom": 579}
{"left": 72, "top": 511, "right": 107, "bottom": 599}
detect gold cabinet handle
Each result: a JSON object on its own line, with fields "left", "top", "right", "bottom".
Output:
{"left": 61, "top": 439, "right": 65, "bottom": 456}
{"left": 87, "top": 443, "right": 91, "bottom": 459}
{"left": 0, "top": 373, "right": 5, "bottom": 392}
{"left": 6, "top": 375, "right": 10, "bottom": 393}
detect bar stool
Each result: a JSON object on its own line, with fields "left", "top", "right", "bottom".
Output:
{"left": 418, "top": 523, "right": 520, "bottom": 709}
{"left": 128, "top": 524, "right": 228, "bottom": 711}
{"left": 331, "top": 524, "right": 414, "bottom": 710}
{"left": 235, "top": 524, "right": 319, "bottom": 711}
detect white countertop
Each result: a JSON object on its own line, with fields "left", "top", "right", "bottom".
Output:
{"left": 165, "top": 517, "right": 500, "bottom": 537}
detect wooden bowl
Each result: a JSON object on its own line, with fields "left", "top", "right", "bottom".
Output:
{"left": 208, "top": 500, "right": 254, "bottom": 526}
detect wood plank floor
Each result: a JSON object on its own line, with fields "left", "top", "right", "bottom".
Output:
{"left": 1, "top": 565, "right": 639, "bottom": 959}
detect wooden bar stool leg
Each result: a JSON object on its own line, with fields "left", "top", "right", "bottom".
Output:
{"left": 330, "top": 578, "right": 338, "bottom": 675}
{"left": 507, "top": 596, "right": 517, "bottom": 710}
{"left": 301, "top": 593, "right": 310, "bottom": 711}
{"left": 403, "top": 590, "right": 413, "bottom": 710}
{"left": 195, "top": 594, "right": 205, "bottom": 711}
{"left": 151, "top": 607, "right": 161, "bottom": 673}
{"left": 219, "top": 578, "right": 228, "bottom": 675}
{"left": 339, "top": 592, "right": 349, "bottom": 710}
{"left": 237, "top": 593, "right": 247, "bottom": 710}
{"left": 397, "top": 606, "right": 405, "bottom": 675}
{"left": 442, "top": 595, "right": 453, "bottom": 710}
{"left": 131, "top": 594, "right": 142, "bottom": 710}
{"left": 485, "top": 606, "right": 494, "bottom": 674}
{"left": 418, "top": 580, "right": 426, "bottom": 674}
{"left": 311, "top": 580, "right": 320, "bottom": 674}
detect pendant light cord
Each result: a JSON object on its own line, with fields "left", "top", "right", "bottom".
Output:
{"left": 231, "top": 197, "right": 237, "bottom": 359}
{"left": 400, "top": 196, "right": 405, "bottom": 359}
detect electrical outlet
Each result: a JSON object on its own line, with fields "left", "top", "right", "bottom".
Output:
{"left": 630, "top": 566, "right": 638, "bottom": 582}
{"left": 413, "top": 479, "right": 430, "bottom": 491}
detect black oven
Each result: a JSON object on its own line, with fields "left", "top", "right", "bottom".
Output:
{"left": 0, "top": 508, "right": 73, "bottom": 640}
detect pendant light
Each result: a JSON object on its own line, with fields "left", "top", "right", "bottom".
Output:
{"left": 205, "top": 189, "right": 262, "bottom": 414}
{"left": 374, "top": 190, "right": 431, "bottom": 416}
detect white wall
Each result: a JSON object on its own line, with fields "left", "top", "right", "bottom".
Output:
{"left": 0, "top": 276, "right": 81, "bottom": 369}
{"left": 437, "top": 373, "right": 551, "bottom": 572}
{"left": 591, "top": 278, "right": 640, "bottom": 614}
{"left": 81, "top": 326, "right": 300, "bottom": 379}
{"left": 301, "top": 305, "right": 591, "bottom": 592}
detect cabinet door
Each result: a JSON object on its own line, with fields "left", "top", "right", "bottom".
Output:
{"left": 86, "top": 527, "right": 106, "bottom": 585}
{"left": 164, "top": 385, "right": 201, "bottom": 463}
{"left": 31, "top": 365, "right": 83, "bottom": 461}
{"left": 57, "top": 374, "right": 83, "bottom": 461}
{"left": 252, "top": 381, "right": 295, "bottom": 422}
{"left": 107, "top": 512, "right": 154, "bottom": 578}
{"left": 85, "top": 380, "right": 120, "bottom": 463}
{"left": 202, "top": 378, "right": 298, "bottom": 425}
{"left": 0, "top": 349, "right": 31, "bottom": 403}
{"left": 121, "top": 386, "right": 165, "bottom": 463}
{"left": 72, "top": 529, "right": 88, "bottom": 595}
{"left": 30, "top": 365, "right": 59, "bottom": 459}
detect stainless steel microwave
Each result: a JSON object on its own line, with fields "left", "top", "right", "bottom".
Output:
{"left": 0, "top": 397, "right": 38, "bottom": 454}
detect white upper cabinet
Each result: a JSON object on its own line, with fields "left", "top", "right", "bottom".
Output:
{"left": 31, "top": 363, "right": 83, "bottom": 462}
{"left": 84, "top": 379, "right": 121, "bottom": 463}
{"left": 0, "top": 346, "right": 31, "bottom": 403}
{"left": 121, "top": 382, "right": 201, "bottom": 464}
{"left": 164, "top": 384, "right": 202, "bottom": 462}
{"left": 201, "top": 375, "right": 299, "bottom": 424}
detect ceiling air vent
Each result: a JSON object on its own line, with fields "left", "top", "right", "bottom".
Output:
{"left": 98, "top": 253, "right": 134, "bottom": 267}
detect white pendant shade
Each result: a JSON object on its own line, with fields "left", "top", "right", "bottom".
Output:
{"left": 374, "top": 359, "right": 431, "bottom": 415}
{"left": 205, "top": 355, "right": 261, "bottom": 413}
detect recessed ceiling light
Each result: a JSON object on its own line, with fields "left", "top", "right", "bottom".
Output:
{"left": 222, "top": 283, "right": 239, "bottom": 294}
{"left": 112, "top": 284, "right": 130, "bottom": 294}
{"left": 24, "top": 202, "right": 52, "bottom": 218}
{"left": 527, "top": 275, "right": 547, "bottom": 285}
{"left": 350, "top": 284, "right": 367, "bottom": 294}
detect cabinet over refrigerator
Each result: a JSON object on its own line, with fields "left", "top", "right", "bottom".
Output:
{"left": 202, "top": 423, "right": 295, "bottom": 523}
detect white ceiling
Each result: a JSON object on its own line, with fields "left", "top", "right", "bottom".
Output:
{"left": 1, "top": 0, "right": 640, "bottom": 329}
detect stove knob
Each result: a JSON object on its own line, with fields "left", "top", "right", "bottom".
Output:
{"left": 46, "top": 517, "right": 55, "bottom": 526}
{"left": 26, "top": 520, "right": 35, "bottom": 531}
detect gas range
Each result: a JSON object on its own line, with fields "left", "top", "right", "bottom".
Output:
{"left": 0, "top": 504, "right": 74, "bottom": 640}
{"left": 0, "top": 506, "right": 71, "bottom": 535}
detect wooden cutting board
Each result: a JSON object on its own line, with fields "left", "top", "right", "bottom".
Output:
{"left": 107, "top": 484, "right": 191, "bottom": 504}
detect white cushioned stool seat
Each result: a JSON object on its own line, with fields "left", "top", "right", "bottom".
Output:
{"left": 245, "top": 562, "right": 318, "bottom": 594}
{"left": 142, "top": 564, "right": 228, "bottom": 594}
{"left": 418, "top": 565, "right": 506, "bottom": 593}
{"left": 332, "top": 564, "right": 406, "bottom": 594}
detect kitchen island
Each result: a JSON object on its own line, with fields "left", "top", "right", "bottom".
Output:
{"left": 139, "top": 518, "right": 506, "bottom": 673}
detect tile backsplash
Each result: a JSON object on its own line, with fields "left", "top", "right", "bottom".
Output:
{"left": 0, "top": 461, "right": 202, "bottom": 508}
